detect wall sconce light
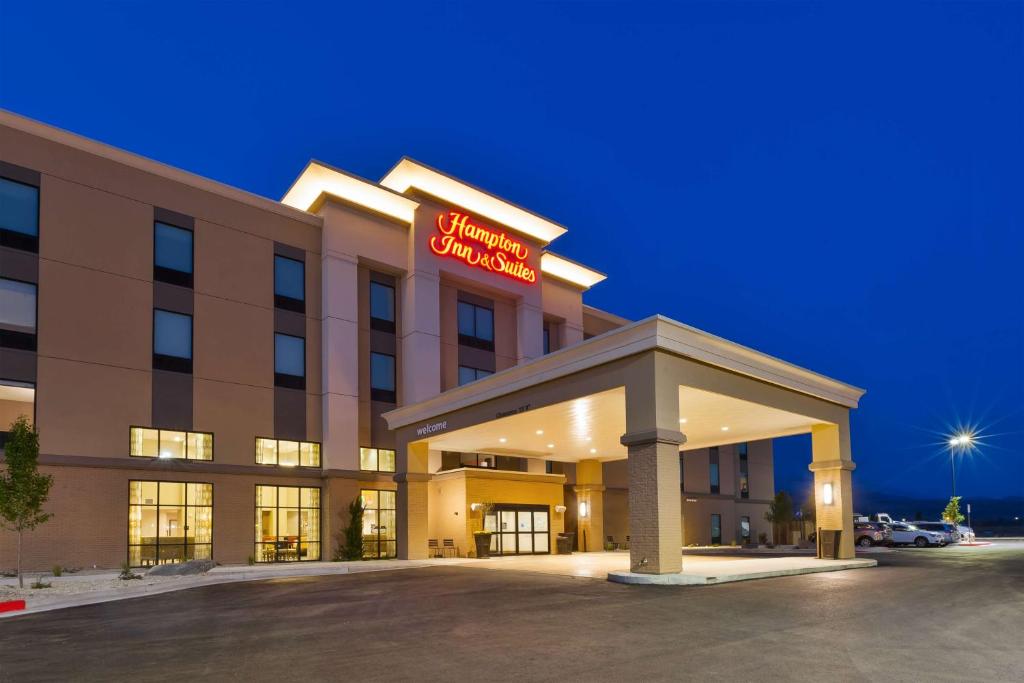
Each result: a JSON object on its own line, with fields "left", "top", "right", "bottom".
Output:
{"left": 579, "top": 501, "right": 589, "bottom": 518}
{"left": 470, "top": 503, "right": 483, "bottom": 512}
{"left": 822, "top": 482, "right": 834, "bottom": 506}
{"left": 554, "top": 505, "right": 567, "bottom": 513}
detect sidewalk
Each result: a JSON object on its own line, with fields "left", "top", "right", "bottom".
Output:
{"left": 1, "top": 558, "right": 472, "bottom": 618}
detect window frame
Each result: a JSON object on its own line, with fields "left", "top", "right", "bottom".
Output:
{"left": 369, "top": 280, "right": 396, "bottom": 333}
{"left": 274, "top": 332, "right": 306, "bottom": 390}
{"left": 274, "top": 254, "right": 305, "bottom": 313}
{"left": 254, "top": 484, "right": 322, "bottom": 563}
{"left": 710, "top": 513, "right": 723, "bottom": 545}
{"left": 129, "top": 426, "right": 214, "bottom": 461}
{"left": 152, "top": 309, "right": 193, "bottom": 373}
{"left": 0, "top": 174, "right": 40, "bottom": 252}
{"left": 0, "top": 276, "right": 38, "bottom": 352}
{"left": 153, "top": 221, "right": 194, "bottom": 288}
{"left": 361, "top": 488, "right": 397, "bottom": 559}
{"left": 369, "top": 351, "right": 397, "bottom": 403}
{"left": 709, "top": 446, "right": 720, "bottom": 494}
{"left": 457, "top": 365, "right": 493, "bottom": 386}
{"left": 738, "top": 443, "right": 749, "bottom": 499}
{"left": 359, "top": 447, "right": 396, "bottom": 473}
{"left": 127, "top": 479, "right": 214, "bottom": 567}
{"left": 254, "top": 437, "right": 322, "bottom": 468}
{"left": 457, "top": 300, "right": 495, "bottom": 351}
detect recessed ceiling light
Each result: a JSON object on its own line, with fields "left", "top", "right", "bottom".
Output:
{"left": 535, "top": 430, "right": 544, "bottom": 435}
{"left": 721, "top": 426, "right": 729, "bottom": 431}
{"left": 499, "top": 437, "right": 507, "bottom": 444}
{"left": 589, "top": 448, "right": 597, "bottom": 454}
{"left": 585, "top": 436, "right": 592, "bottom": 442}
{"left": 547, "top": 443, "right": 555, "bottom": 449}
{"left": 679, "top": 418, "right": 687, "bottom": 424}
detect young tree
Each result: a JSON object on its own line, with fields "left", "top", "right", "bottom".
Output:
{"left": 764, "top": 491, "right": 794, "bottom": 544}
{"left": 334, "top": 496, "right": 365, "bottom": 561}
{"left": 942, "top": 496, "right": 965, "bottom": 524}
{"left": 0, "top": 416, "right": 54, "bottom": 588}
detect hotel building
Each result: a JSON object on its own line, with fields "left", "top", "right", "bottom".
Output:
{"left": 0, "top": 110, "right": 864, "bottom": 574}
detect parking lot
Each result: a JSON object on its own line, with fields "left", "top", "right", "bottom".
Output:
{"left": 1, "top": 542, "right": 1021, "bottom": 682}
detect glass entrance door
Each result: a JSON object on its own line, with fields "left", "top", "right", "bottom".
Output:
{"left": 484, "top": 505, "right": 550, "bottom": 555}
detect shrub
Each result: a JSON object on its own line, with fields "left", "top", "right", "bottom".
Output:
{"left": 247, "top": 555, "right": 255, "bottom": 566}
{"left": 52, "top": 564, "right": 63, "bottom": 577}
{"left": 119, "top": 561, "right": 142, "bottom": 580}
{"left": 31, "top": 576, "right": 51, "bottom": 589}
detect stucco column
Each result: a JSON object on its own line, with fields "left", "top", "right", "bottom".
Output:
{"left": 396, "top": 440, "right": 430, "bottom": 560}
{"left": 809, "top": 422, "right": 856, "bottom": 560}
{"left": 622, "top": 355, "right": 684, "bottom": 574}
{"left": 320, "top": 250, "right": 360, "bottom": 471}
{"left": 573, "top": 459, "right": 605, "bottom": 551}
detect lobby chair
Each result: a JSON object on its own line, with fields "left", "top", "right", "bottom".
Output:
{"left": 428, "top": 539, "right": 441, "bottom": 558}
{"left": 442, "top": 538, "right": 457, "bottom": 558}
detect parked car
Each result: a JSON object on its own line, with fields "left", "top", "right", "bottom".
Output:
{"left": 957, "top": 525, "right": 975, "bottom": 543}
{"left": 854, "top": 522, "right": 893, "bottom": 547}
{"left": 889, "top": 522, "right": 946, "bottom": 547}
{"left": 913, "top": 521, "right": 961, "bottom": 544}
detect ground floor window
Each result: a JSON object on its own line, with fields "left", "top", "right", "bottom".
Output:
{"left": 255, "top": 485, "right": 321, "bottom": 562}
{"left": 128, "top": 481, "right": 212, "bottom": 567}
{"left": 361, "top": 489, "right": 396, "bottom": 559}
{"left": 710, "top": 513, "right": 722, "bottom": 545}
{"left": 740, "top": 516, "right": 751, "bottom": 544}
{"left": 484, "top": 505, "right": 550, "bottom": 555}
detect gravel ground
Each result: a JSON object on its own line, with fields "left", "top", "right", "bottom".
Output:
{"left": 1, "top": 571, "right": 178, "bottom": 607}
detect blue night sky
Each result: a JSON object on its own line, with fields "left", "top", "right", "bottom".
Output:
{"left": 2, "top": 2, "right": 1021, "bottom": 502}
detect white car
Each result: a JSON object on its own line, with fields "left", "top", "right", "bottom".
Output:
{"left": 957, "top": 525, "right": 975, "bottom": 543}
{"left": 889, "top": 522, "right": 946, "bottom": 547}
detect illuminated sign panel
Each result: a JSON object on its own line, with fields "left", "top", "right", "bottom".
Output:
{"left": 429, "top": 211, "right": 538, "bottom": 284}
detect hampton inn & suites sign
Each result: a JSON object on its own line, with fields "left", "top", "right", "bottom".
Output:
{"left": 429, "top": 210, "right": 538, "bottom": 284}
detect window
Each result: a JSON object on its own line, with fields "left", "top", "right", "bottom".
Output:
{"left": 274, "top": 255, "right": 305, "bottom": 312}
{"left": 710, "top": 513, "right": 722, "bottom": 545}
{"left": 738, "top": 443, "right": 749, "bottom": 499}
{"left": 0, "top": 176, "right": 39, "bottom": 251}
{"left": 128, "top": 481, "right": 212, "bottom": 567}
{"left": 154, "top": 222, "right": 193, "bottom": 287}
{"left": 709, "top": 446, "right": 720, "bottom": 494}
{"left": 360, "top": 447, "right": 396, "bottom": 473}
{"left": 0, "top": 278, "right": 37, "bottom": 351}
{"left": 457, "top": 300, "right": 494, "bottom": 350}
{"left": 370, "top": 352, "right": 396, "bottom": 402}
{"left": 679, "top": 451, "right": 685, "bottom": 490}
{"left": 130, "top": 427, "right": 213, "bottom": 461}
{"left": 740, "top": 516, "right": 751, "bottom": 544}
{"left": 369, "top": 281, "right": 395, "bottom": 332}
{"left": 458, "top": 365, "right": 493, "bottom": 386}
{"left": 0, "top": 380, "right": 34, "bottom": 449}
{"left": 255, "top": 438, "right": 321, "bottom": 467}
{"left": 361, "top": 489, "right": 396, "bottom": 559}
{"left": 153, "top": 310, "right": 192, "bottom": 373}
{"left": 542, "top": 324, "right": 551, "bottom": 355}
{"left": 274, "top": 333, "right": 305, "bottom": 389}
{"left": 255, "top": 485, "right": 321, "bottom": 562}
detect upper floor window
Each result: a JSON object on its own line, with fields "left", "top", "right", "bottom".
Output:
{"left": 738, "top": 443, "right": 749, "bottom": 499}
{"left": 0, "top": 277, "right": 37, "bottom": 351}
{"left": 370, "top": 352, "right": 396, "bottom": 403}
{"left": 458, "top": 365, "right": 493, "bottom": 386}
{"left": 154, "top": 222, "right": 193, "bottom": 288}
{"left": 0, "top": 176, "right": 39, "bottom": 252}
{"left": 457, "top": 300, "right": 494, "bottom": 351}
{"left": 543, "top": 324, "right": 551, "bottom": 355}
{"left": 360, "top": 447, "right": 396, "bottom": 473}
{"left": 274, "top": 333, "right": 305, "bottom": 389}
{"left": 256, "top": 437, "right": 320, "bottom": 467}
{"left": 369, "top": 281, "right": 395, "bottom": 332}
{"left": 274, "top": 255, "right": 305, "bottom": 313}
{"left": 153, "top": 309, "right": 193, "bottom": 373}
{"left": 709, "top": 446, "right": 720, "bottom": 494}
{"left": 130, "top": 427, "right": 212, "bottom": 460}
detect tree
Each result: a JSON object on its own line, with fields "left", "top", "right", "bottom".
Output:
{"left": 764, "top": 491, "right": 794, "bottom": 544}
{"left": 800, "top": 493, "right": 817, "bottom": 539}
{"left": 334, "top": 496, "right": 365, "bottom": 561}
{"left": 0, "top": 416, "right": 54, "bottom": 588}
{"left": 942, "top": 496, "right": 965, "bottom": 524}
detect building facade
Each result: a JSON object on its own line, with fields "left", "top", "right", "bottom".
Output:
{"left": 0, "top": 111, "right": 862, "bottom": 571}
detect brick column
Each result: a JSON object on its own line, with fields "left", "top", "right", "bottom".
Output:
{"left": 396, "top": 440, "right": 430, "bottom": 559}
{"left": 621, "top": 430, "right": 685, "bottom": 573}
{"left": 809, "top": 422, "right": 856, "bottom": 560}
{"left": 573, "top": 459, "right": 605, "bottom": 552}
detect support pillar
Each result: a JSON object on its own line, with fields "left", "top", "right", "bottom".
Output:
{"left": 573, "top": 459, "right": 605, "bottom": 552}
{"left": 809, "top": 422, "right": 856, "bottom": 560}
{"left": 396, "top": 440, "right": 430, "bottom": 560}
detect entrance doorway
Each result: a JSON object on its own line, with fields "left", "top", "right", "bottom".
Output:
{"left": 484, "top": 504, "right": 550, "bottom": 555}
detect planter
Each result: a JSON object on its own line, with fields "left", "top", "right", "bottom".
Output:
{"left": 474, "top": 532, "right": 493, "bottom": 559}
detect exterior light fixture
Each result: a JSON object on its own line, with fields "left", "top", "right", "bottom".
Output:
{"left": 721, "top": 426, "right": 729, "bottom": 432}
{"left": 579, "top": 501, "right": 589, "bottom": 518}
{"left": 470, "top": 503, "right": 483, "bottom": 512}
{"left": 822, "top": 482, "right": 834, "bottom": 506}
{"left": 535, "top": 429, "right": 544, "bottom": 435}
{"left": 498, "top": 437, "right": 507, "bottom": 443}
{"left": 555, "top": 505, "right": 567, "bottom": 513}
{"left": 546, "top": 443, "right": 555, "bottom": 449}
{"left": 679, "top": 418, "right": 687, "bottom": 424}
{"left": 589, "top": 448, "right": 597, "bottom": 454}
